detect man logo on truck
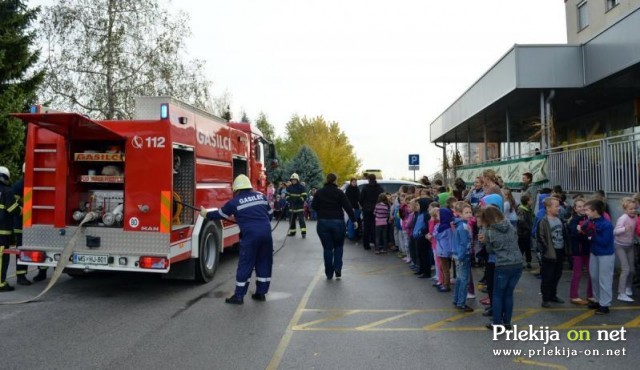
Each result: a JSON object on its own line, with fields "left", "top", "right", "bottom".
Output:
{"left": 197, "top": 129, "right": 231, "bottom": 151}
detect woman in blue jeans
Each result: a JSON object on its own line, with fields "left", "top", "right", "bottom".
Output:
{"left": 479, "top": 206, "right": 523, "bottom": 329}
{"left": 311, "top": 173, "right": 357, "bottom": 280}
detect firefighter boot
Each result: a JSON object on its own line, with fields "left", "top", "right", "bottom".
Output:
{"left": 33, "top": 268, "right": 47, "bottom": 282}
{"left": 0, "top": 283, "right": 15, "bottom": 292}
{"left": 251, "top": 292, "right": 266, "bottom": 301}
{"left": 225, "top": 295, "right": 244, "bottom": 305}
{"left": 17, "top": 274, "right": 32, "bottom": 286}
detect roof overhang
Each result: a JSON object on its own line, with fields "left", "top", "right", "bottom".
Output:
{"left": 430, "top": 8, "right": 640, "bottom": 144}
{"left": 429, "top": 45, "right": 584, "bottom": 143}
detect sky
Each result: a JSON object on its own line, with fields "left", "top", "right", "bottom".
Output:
{"left": 29, "top": 0, "right": 568, "bottom": 179}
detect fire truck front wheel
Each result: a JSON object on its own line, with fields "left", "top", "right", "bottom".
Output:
{"left": 195, "top": 221, "right": 220, "bottom": 283}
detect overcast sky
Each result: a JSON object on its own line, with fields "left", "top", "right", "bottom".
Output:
{"left": 30, "top": 0, "right": 568, "bottom": 179}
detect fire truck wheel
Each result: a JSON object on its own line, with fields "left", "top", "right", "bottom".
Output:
{"left": 195, "top": 221, "right": 219, "bottom": 283}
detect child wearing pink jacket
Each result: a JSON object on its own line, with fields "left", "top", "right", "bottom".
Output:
{"left": 614, "top": 198, "right": 638, "bottom": 302}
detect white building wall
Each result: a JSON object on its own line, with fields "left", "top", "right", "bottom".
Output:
{"left": 565, "top": 0, "right": 640, "bottom": 44}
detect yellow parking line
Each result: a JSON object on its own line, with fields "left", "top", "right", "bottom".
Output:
{"left": 555, "top": 310, "right": 595, "bottom": 329}
{"left": 266, "top": 264, "right": 323, "bottom": 370}
{"left": 513, "top": 357, "right": 568, "bottom": 369}
{"left": 623, "top": 314, "right": 640, "bottom": 328}
{"left": 511, "top": 309, "right": 540, "bottom": 322}
{"left": 423, "top": 312, "right": 471, "bottom": 330}
{"left": 294, "top": 310, "right": 361, "bottom": 330}
{"left": 355, "top": 310, "right": 421, "bottom": 330}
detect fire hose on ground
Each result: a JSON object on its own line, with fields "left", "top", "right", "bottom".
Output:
{"left": 0, "top": 213, "right": 95, "bottom": 305}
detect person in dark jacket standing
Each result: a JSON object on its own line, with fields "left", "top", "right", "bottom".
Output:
{"left": 0, "top": 166, "right": 20, "bottom": 292}
{"left": 286, "top": 173, "right": 307, "bottom": 238}
{"left": 359, "top": 174, "right": 384, "bottom": 250}
{"left": 344, "top": 178, "right": 361, "bottom": 242}
{"left": 311, "top": 173, "right": 357, "bottom": 280}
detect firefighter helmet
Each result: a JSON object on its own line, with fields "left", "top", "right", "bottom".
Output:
{"left": 290, "top": 173, "right": 300, "bottom": 181}
{"left": 232, "top": 174, "right": 252, "bottom": 192}
{"left": 0, "top": 166, "right": 9, "bottom": 181}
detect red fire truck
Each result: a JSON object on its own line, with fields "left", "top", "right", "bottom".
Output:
{"left": 12, "top": 97, "right": 276, "bottom": 282}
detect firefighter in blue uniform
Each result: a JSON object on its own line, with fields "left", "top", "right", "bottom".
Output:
{"left": 0, "top": 166, "right": 20, "bottom": 292}
{"left": 200, "top": 175, "right": 273, "bottom": 305}
{"left": 285, "top": 173, "right": 307, "bottom": 238}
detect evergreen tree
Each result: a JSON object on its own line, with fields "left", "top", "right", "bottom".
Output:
{"left": 0, "top": 0, "right": 44, "bottom": 176}
{"left": 255, "top": 112, "right": 276, "bottom": 141}
{"left": 285, "top": 146, "right": 324, "bottom": 191}
{"left": 240, "top": 110, "right": 250, "bottom": 123}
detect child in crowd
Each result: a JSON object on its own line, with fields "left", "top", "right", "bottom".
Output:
{"left": 502, "top": 188, "right": 518, "bottom": 227}
{"left": 452, "top": 201, "right": 474, "bottom": 312}
{"left": 581, "top": 199, "right": 615, "bottom": 315}
{"left": 435, "top": 207, "right": 454, "bottom": 292}
{"left": 567, "top": 198, "right": 593, "bottom": 305}
{"left": 516, "top": 194, "right": 534, "bottom": 269}
{"left": 537, "top": 196, "right": 569, "bottom": 308}
{"left": 413, "top": 199, "right": 431, "bottom": 278}
{"left": 393, "top": 194, "right": 407, "bottom": 259}
{"left": 427, "top": 205, "right": 442, "bottom": 287}
{"left": 479, "top": 205, "right": 523, "bottom": 329}
{"left": 374, "top": 193, "right": 391, "bottom": 255}
{"left": 614, "top": 198, "right": 638, "bottom": 302}
{"left": 402, "top": 197, "right": 417, "bottom": 266}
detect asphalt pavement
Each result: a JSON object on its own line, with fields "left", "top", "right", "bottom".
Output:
{"left": 1, "top": 221, "right": 638, "bottom": 370}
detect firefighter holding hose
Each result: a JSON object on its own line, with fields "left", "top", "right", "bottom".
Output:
{"left": 200, "top": 175, "right": 274, "bottom": 304}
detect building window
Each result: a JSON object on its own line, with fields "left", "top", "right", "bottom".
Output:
{"left": 606, "top": 0, "right": 620, "bottom": 11}
{"left": 578, "top": 1, "right": 589, "bottom": 31}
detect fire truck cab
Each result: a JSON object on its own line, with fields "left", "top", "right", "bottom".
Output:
{"left": 12, "top": 97, "right": 276, "bottom": 282}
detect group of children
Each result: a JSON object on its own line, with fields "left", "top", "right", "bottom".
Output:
{"left": 363, "top": 179, "right": 640, "bottom": 324}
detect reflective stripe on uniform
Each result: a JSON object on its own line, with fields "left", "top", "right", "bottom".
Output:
{"left": 236, "top": 281, "right": 247, "bottom": 287}
{"left": 0, "top": 230, "right": 12, "bottom": 235}
{"left": 218, "top": 209, "right": 230, "bottom": 220}
{"left": 236, "top": 200, "right": 269, "bottom": 211}
{"left": 256, "top": 277, "right": 271, "bottom": 282}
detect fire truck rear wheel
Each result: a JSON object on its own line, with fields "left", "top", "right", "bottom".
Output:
{"left": 195, "top": 221, "right": 219, "bottom": 283}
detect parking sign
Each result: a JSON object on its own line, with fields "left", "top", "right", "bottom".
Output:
{"left": 408, "top": 154, "right": 419, "bottom": 166}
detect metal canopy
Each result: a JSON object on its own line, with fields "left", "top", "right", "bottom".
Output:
{"left": 430, "top": 8, "right": 640, "bottom": 145}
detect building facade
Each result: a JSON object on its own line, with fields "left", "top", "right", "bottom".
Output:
{"left": 430, "top": 2, "right": 640, "bottom": 197}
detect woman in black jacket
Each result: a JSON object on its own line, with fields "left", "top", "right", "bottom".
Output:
{"left": 311, "top": 173, "right": 357, "bottom": 280}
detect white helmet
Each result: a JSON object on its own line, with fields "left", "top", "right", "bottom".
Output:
{"left": 0, "top": 166, "right": 9, "bottom": 180}
{"left": 232, "top": 174, "right": 253, "bottom": 192}
{"left": 290, "top": 173, "right": 300, "bottom": 181}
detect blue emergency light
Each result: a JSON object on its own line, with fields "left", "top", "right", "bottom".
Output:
{"left": 160, "top": 103, "right": 169, "bottom": 119}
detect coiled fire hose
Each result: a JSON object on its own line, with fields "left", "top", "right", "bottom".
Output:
{"left": 0, "top": 213, "right": 94, "bottom": 305}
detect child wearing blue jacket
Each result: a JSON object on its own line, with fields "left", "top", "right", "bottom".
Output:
{"left": 452, "top": 201, "right": 474, "bottom": 312}
{"left": 581, "top": 199, "right": 614, "bottom": 315}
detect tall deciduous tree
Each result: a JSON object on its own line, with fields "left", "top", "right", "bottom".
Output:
{"left": 0, "top": 0, "right": 44, "bottom": 176}
{"left": 39, "top": 0, "right": 210, "bottom": 119}
{"left": 279, "top": 115, "right": 360, "bottom": 184}
{"left": 284, "top": 146, "right": 324, "bottom": 191}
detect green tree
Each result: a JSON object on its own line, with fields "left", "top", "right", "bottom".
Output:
{"left": 240, "top": 110, "right": 250, "bottom": 123}
{"left": 255, "top": 112, "right": 275, "bottom": 141}
{"left": 279, "top": 115, "right": 360, "bottom": 183}
{"left": 0, "top": 0, "right": 44, "bottom": 176}
{"left": 284, "top": 146, "right": 324, "bottom": 190}
{"left": 39, "top": 0, "right": 210, "bottom": 119}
